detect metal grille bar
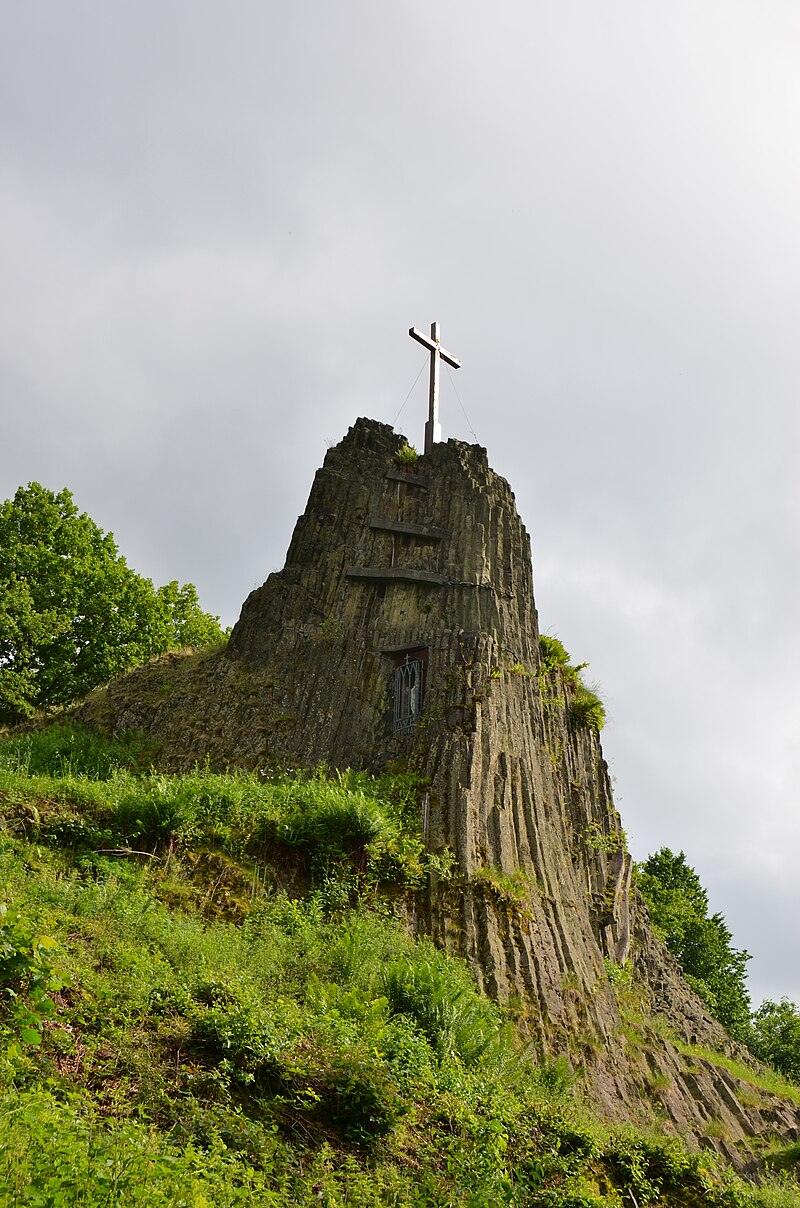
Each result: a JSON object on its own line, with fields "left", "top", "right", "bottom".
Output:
{"left": 393, "top": 656, "right": 424, "bottom": 735}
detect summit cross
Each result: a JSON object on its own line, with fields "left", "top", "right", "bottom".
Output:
{"left": 408, "top": 321, "right": 461, "bottom": 455}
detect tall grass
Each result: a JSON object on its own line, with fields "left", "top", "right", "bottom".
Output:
{"left": 0, "top": 732, "right": 421, "bottom": 885}
{"left": 0, "top": 722, "right": 155, "bottom": 778}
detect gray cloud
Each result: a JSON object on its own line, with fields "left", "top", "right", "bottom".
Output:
{"left": 2, "top": 0, "right": 798, "bottom": 1005}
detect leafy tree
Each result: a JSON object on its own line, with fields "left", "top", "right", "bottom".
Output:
{"left": 637, "top": 848, "right": 751, "bottom": 1042}
{"left": 0, "top": 483, "right": 227, "bottom": 723}
{"left": 750, "top": 998, "right": 800, "bottom": 1083}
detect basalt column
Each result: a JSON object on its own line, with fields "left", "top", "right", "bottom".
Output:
{"left": 227, "top": 417, "right": 540, "bottom": 773}
{"left": 228, "top": 419, "right": 633, "bottom": 1028}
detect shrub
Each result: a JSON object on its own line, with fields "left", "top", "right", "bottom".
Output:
{"left": 539, "top": 636, "right": 606, "bottom": 732}
{"left": 751, "top": 999, "right": 800, "bottom": 1084}
{"left": 321, "top": 1050, "right": 406, "bottom": 1141}
{"left": 113, "top": 779, "right": 195, "bottom": 847}
{"left": 532, "top": 1055, "right": 575, "bottom": 1100}
{"left": 0, "top": 483, "right": 227, "bottom": 722}
{"left": 277, "top": 786, "right": 397, "bottom": 854}
{"left": 604, "top": 1133, "right": 692, "bottom": 1202}
{"left": 188, "top": 995, "right": 290, "bottom": 1086}
{"left": 366, "top": 830, "right": 427, "bottom": 887}
{"left": 637, "top": 848, "right": 752, "bottom": 1043}
{"left": 0, "top": 1089, "right": 283, "bottom": 1205}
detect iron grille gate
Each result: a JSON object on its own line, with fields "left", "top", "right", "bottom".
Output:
{"left": 393, "top": 655, "right": 424, "bottom": 735}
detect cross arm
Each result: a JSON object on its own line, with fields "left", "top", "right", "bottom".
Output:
{"left": 408, "top": 326, "right": 461, "bottom": 370}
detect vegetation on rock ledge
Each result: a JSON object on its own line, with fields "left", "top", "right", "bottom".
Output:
{"left": 395, "top": 441, "right": 419, "bottom": 468}
{"left": 539, "top": 634, "right": 607, "bottom": 733}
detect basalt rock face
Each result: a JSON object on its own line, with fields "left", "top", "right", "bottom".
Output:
{"left": 78, "top": 418, "right": 800, "bottom": 1161}
{"left": 223, "top": 419, "right": 629, "bottom": 1012}
{"left": 226, "top": 417, "right": 540, "bottom": 773}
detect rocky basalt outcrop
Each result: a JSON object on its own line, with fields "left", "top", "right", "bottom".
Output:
{"left": 77, "top": 418, "right": 800, "bottom": 1165}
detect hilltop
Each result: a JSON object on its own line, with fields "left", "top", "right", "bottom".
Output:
{"left": 2, "top": 418, "right": 800, "bottom": 1204}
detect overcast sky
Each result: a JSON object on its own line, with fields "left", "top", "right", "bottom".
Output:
{"left": 2, "top": 2, "right": 798, "bottom": 1006}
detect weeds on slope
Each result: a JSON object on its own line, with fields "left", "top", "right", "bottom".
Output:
{"left": 0, "top": 724, "right": 798, "bottom": 1206}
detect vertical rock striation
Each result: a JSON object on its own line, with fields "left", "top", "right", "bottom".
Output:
{"left": 227, "top": 419, "right": 634, "bottom": 1023}
{"left": 79, "top": 418, "right": 800, "bottom": 1159}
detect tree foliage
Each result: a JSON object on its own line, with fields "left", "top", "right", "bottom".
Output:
{"left": 0, "top": 483, "right": 227, "bottom": 723}
{"left": 750, "top": 998, "right": 800, "bottom": 1083}
{"left": 637, "top": 847, "right": 752, "bottom": 1042}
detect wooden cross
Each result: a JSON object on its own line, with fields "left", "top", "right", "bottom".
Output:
{"left": 408, "top": 321, "right": 461, "bottom": 455}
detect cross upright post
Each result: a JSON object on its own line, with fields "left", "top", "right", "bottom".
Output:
{"left": 408, "top": 321, "right": 461, "bottom": 455}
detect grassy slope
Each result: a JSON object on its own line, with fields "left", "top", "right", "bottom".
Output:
{"left": 0, "top": 725, "right": 798, "bottom": 1207}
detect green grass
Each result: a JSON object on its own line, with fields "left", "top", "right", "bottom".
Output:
{"left": 0, "top": 723, "right": 798, "bottom": 1206}
{"left": 763, "top": 1141, "right": 800, "bottom": 1172}
{"left": 0, "top": 730, "right": 430, "bottom": 895}
{"left": 0, "top": 721, "right": 157, "bottom": 777}
{"left": 673, "top": 1040, "right": 800, "bottom": 1107}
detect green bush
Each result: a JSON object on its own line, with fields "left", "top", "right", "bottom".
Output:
{"left": 112, "top": 783, "right": 193, "bottom": 847}
{"left": 751, "top": 999, "right": 800, "bottom": 1084}
{"left": 188, "top": 994, "right": 292, "bottom": 1087}
{"left": 366, "top": 829, "right": 427, "bottom": 887}
{"left": 0, "top": 1089, "right": 286, "bottom": 1206}
{"left": 604, "top": 1133, "right": 693, "bottom": 1202}
{"left": 320, "top": 1049, "right": 406, "bottom": 1141}
{"left": 278, "top": 788, "right": 396, "bottom": 852}
{"left": 0, "top": 482, "right": 228, "bottom": 723}
{"left": 637, "top": 848, "right": 752, "bottom": 1043}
